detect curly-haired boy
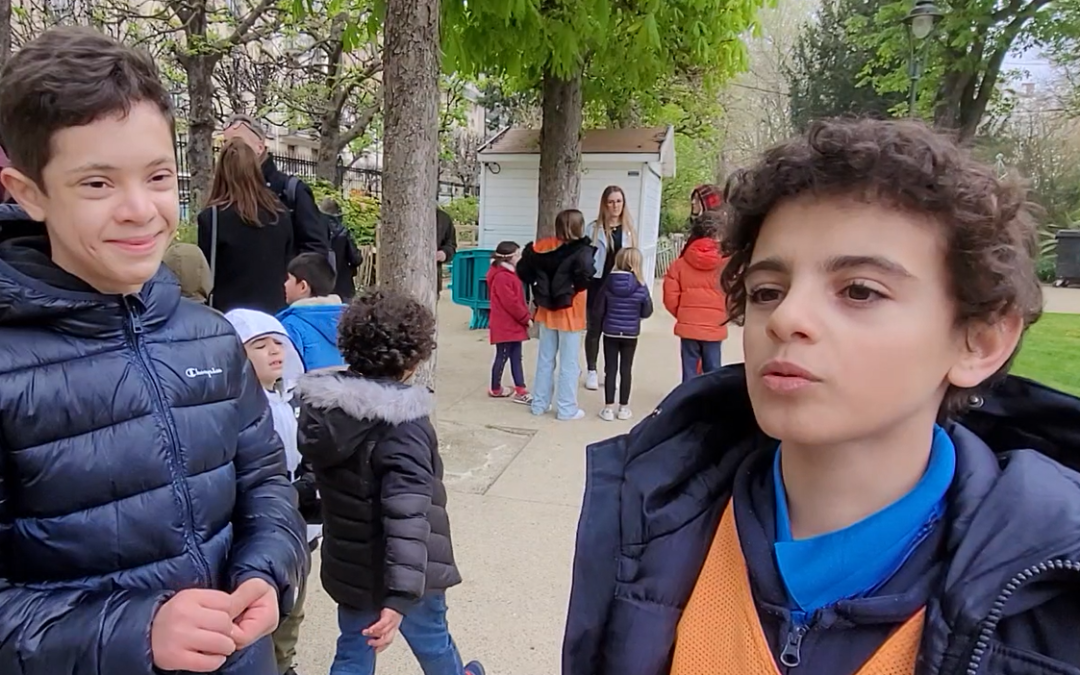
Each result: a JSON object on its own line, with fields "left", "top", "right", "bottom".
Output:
{"left": 563, "top": 118, "right": 1080, "bottom": 675}
{"left": 294, "top": 289, "right": 486, "bottom": 675}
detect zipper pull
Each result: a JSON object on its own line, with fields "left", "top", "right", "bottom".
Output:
{"left": 779, "top": 624, "right": 806, "bottom": 667}
{"left": 124, "top": 297, "right": 145, "bottom": 334}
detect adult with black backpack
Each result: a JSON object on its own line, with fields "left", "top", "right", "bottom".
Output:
{"left": 223, "top": 114, "right": 329, "bottom": 258}
{"left": 320, "top": 196, "right": 362, "bottom": 300}
{"left": 198, "top": 138, "right": 294, "bottom": 314}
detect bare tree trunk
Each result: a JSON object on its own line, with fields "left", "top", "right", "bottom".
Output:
{"left": 316, "top": 129, "right": 342, "bottom": 185}
{"left": 381, "top": 0, "right": 440, "bottom": 391}
{"left": 536, "top": 68, "right": 583, "bottom": 239}
{"left": 0, "top": 0, "right": 11, "bottom": 69}
{"left": 186, "top": 52, "right": 220, "bottom": 210}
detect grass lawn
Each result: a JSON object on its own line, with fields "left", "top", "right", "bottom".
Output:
{"left": 1012, "top": 312, "right": 1080, "bottom": 396}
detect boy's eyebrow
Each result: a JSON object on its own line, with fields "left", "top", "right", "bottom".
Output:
{"left": 744, "top": 255, "right": 915, "bottom": 279}
{"left": 824, "top": 255, "right": 914, "bottom": 278}
{"left": 744, "top": 257, "right": 789, "bottom": 276}
{"left": 68, "top": 156, "right": 176, "bottom": 174}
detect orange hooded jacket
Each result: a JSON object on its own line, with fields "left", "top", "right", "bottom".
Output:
{"left": 662, "top": 237, "right": 728, "bottom": 342}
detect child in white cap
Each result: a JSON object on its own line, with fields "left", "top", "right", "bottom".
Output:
{"left": 224, "top": 308, "right": 318, "bottom": 675}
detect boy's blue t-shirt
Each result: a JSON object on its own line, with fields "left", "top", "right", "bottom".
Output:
{"left": 277, "top": 299, "right": 346, "bottom": 371}
{"left": 772, "top": 424, "right": 957, "bottom": 617}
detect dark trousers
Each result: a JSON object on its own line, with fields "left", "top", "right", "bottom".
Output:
{"left": 680, "top": 339, "right": 722, "bottom": 383}
{"left": 585, "top": 279, "right": 604, "bottom": 371}
{"left": 492, "top": 341, "right": 526, "bottom": 391}
{"left": 603, "top": 335, "right": 639, "bottom": 406}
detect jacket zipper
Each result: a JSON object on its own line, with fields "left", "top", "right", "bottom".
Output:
{"left": 963, "top": 559, "right": 1080, "bottom": 675}
{"left": 124, "top": 298, "right": 212, "bottom": 586}
{"left": 779, "top": 622, "right": 808, "bottom": 667}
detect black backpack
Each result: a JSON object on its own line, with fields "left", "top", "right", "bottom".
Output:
{"left": 279, "top": 175, "right": 337, "bottom": 274}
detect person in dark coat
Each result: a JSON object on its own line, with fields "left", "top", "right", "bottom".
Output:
{"left": 223, "top": 114, "right": 329, "bottom": 258}
{"left": 0, "top": 27, "right": 308, "bottom": 675}
{"left": 436, "top": 207, "right": 457, "bottom": 293}
{"left": 294, "top": 289, "right": 486, "bottom": 675}
{"left": 563, "top": 118, "right": 1080, "bottom": 675}
{"left": 320, "top": 196, "right": 362, "bottom": 300}
{"left": 198, "top": 138, "right": 294, "bottom": 315}
{"left": 594, "top": 247, "right": 653, "bottom": 422}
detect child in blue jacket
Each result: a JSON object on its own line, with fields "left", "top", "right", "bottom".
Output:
{"left": 278, "top": 252, "right": 347, "bottom": 371}
{"left": 563, "top": 118, "right": 1080, "bottom": 675}
{"left": 595, "top": 247, "right": 653, "bottom": 422}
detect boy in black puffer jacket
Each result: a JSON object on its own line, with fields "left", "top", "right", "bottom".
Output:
{"left": 0, "top": 27, "right": 308, "bottom": 675}
{"left": 295, "top": 290, "right": 486, "bottom": 675}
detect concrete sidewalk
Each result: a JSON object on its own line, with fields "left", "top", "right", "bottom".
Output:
{"left": 294, "top": 284, "right": 1080, "bottom": 674}
{"left": 294, "top": 284, "right": 713, "bottom": 674}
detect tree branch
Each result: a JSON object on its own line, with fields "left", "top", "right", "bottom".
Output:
{"left": 227, "top": 0, "right": 276, "bottom": 46}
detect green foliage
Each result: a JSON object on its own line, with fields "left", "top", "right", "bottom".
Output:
{"left": 785, "top": 0, "right": 904, "bottom": 130}
{"left": 1037, "top": 255, "right": 1057, "bottom": 283}
{"left": 661, "top": 133, "right": 718, "bottom": 233}
{"left": 175, "top": 221, "right": 198, "bottom": 245}
{"left": 309, "top": 179, "right": 380, "bottom": 245}
{"left": 853, "top": 0, "right": 1074, "bottom": 134}
{"left": 441, "top": 196, "right": 480, "bottom": 226}
{"left": 443, "top": 0, "right": 763, "bottom": 114}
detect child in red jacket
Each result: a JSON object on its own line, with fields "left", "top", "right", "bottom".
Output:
{"left": 487, "top": 241, "right": 532, "bottom": 404}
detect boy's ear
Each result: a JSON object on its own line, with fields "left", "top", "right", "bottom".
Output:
{"left": 0, "top": 168, "right": 47, "bottom": 222}
{"left": 947, "top": 313, "right": 1025, "bottom": 389}
{"left": 299, "top": 279, "right": 311, "bottom": 296}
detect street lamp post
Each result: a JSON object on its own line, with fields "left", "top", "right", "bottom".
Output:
{"left": 903, "top": 0, "right": 943, "bottom": 116}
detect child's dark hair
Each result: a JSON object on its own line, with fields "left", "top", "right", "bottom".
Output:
{"left": 0, "top": 26, "right": 173, "bottom": 186}
{"left": 683, "top": 212, "right": 724, "bottom": 255}
{"left": 338, "top": 289, "right": 436, "bottom": 379}
{"left": 720, "top": 117, "right": 1042, "bottom": 415}
{"left": 493, "top": 240, "right": 520, "bottom": 263}
{"left": 288, "top": 252, "right": 337, "bottom": 298}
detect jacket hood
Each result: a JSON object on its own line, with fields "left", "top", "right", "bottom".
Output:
{"left": 224, "top": 308, "right": 305, "bottom": 387}
{"left": 278, "top": 301, "right": 343, "bottom": 346}
{"left": 682, "top": 237, "right": 722, "bottom": 271}
{"left": 531, "top": 236, "right": 591, "bottom": 257}
{"left": 0, "top": 235, "right": 180, "bottom": 335}
{"left": 605, "top": 270, "right": 641, "bottom": 298}
{"left": 614, "top": 366, "right": 1080, "bottom": 632}
{"left": 296, "top": 369, "right": 434, "bottom": 425}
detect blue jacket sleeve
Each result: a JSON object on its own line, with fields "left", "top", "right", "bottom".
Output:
{"left": 226, "top": 358, "right": 310, "bottom": 615}
{"left": 0, "top": 467, "right": 171, "bottom": 674}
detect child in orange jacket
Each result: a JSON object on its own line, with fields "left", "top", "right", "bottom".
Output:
{"left": 663, "top": 215, "right": 728, "bottom": 382}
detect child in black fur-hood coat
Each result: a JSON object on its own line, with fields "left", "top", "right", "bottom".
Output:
{"left": 294, "top": 289, "right": 487, "bottom": 675}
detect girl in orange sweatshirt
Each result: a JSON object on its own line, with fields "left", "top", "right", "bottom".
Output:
{"left": 516, "top": 210, "right": 596, "bottom": 420}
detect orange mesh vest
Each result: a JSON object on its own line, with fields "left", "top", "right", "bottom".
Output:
{"left": 671, "top": 500, "right": 925, "bottom": 675}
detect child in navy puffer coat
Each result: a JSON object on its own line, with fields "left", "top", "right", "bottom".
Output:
{"left": 595, "top": 247, "right": 653, "bottom": 421}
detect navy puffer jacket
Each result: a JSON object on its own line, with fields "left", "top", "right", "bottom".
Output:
{"left": 564, "top": 366, "right": 1080, "bottom": 675}
{"left": 0, "top": 231, "right": 309, "bottom": 675}
{"left": 597, "top": 271, "right": 653, "bottom": 338}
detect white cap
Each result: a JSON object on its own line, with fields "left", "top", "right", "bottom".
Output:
{"left": 224, "top": 308, "right": 305, "bottom": 388}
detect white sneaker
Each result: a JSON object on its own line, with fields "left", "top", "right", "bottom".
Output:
{"left": 617, "top": 407, "right": 633, "bottom": 421}
{"left": 585, "top": 371, "right": 599, "bottom": 390}
{"left": 559, "top": 409, "right": 586, "bottom": 421}
{"left": 599, "top": 407, "right": 616, "bottom": 421}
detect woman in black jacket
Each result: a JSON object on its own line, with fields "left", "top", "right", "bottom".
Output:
{"left": 295, "top": 290, "right": 486, "bottom": 675}
{"left": 198, "top": 138, "right": 294, "bottom": 314}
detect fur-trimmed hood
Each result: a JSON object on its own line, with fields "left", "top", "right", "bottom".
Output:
{"left": 295, "top": 369, "right": 433, "bottom": 425}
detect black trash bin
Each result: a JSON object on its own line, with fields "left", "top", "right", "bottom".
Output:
{"left": 1055, "top": 230, "right": 1080, "bottom": 287}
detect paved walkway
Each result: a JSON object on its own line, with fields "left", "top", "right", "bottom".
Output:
{"left": 294, "top": 285, "right": 1080, "bottom": 674}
